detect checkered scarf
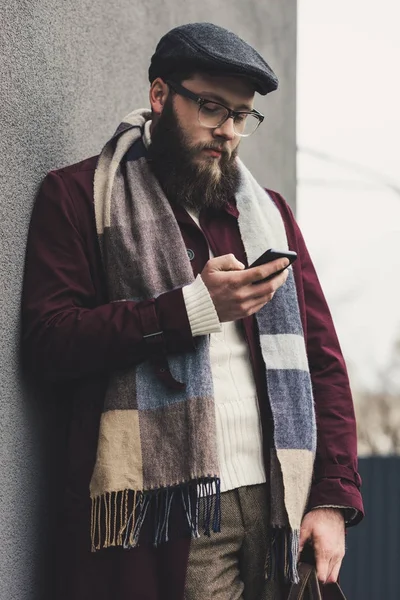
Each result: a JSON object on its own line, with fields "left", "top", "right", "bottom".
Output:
{"left": 90, "top": 109, "right": 316, "bottom": 583}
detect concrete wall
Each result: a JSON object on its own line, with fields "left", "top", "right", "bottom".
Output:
{"left": 0, "top": 2, "right": 296, "bottom": 598}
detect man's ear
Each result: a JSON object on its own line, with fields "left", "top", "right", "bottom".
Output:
{"left": 149, "top": 78, "right": 169, "bottom": 116}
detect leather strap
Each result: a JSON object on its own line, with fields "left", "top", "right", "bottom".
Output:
{"left": 287, "top": 563, "right": 322, "bottom": 600}
{"left": 287, "top": 563, "right": 347, "bottom": 600}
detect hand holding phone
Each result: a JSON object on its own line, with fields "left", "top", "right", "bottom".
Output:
{"left": 247, "top": 248, "right": 297, "bottom": 283}
{"left": 200, "top": 251, "right": 296, "bottom": 322}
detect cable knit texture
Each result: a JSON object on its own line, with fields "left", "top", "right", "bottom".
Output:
{"left": 182, "top": 276, "right": 222, "bottom": 336}
{"left": 185, "top": 209, "right": 266, "bottom": 493}
{"left": 211, "top": 321, "right": 266, "bottom": 491}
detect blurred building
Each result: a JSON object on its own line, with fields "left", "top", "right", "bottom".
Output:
{"left": 297, "top": 2, "right": 400, "bottom": 598}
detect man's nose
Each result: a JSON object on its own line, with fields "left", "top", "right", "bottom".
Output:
{"left": 212, "top": 117, "right": 236, "bottom": 141}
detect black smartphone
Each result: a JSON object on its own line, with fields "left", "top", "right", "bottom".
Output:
{"left": 248, "top": 248, "right": 297, "bottom": 283}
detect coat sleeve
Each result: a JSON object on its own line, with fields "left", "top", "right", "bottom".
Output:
{"left": 269, "top": 191, "right": 364, "bottom": 524}
{"left": 21, "top": 170, "right": 195, "bottom": 382}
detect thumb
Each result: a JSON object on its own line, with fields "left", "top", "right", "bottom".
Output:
{"left": 208, "top": 253, "right": 245, "bottom": 272}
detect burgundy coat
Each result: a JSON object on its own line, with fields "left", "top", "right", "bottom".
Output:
{"left": 21, "top": 155, "right": 363, "bottom": 600}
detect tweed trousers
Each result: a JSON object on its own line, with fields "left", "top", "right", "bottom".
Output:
{"left": 184, "top": 484, "right": 284, "bottom": 600}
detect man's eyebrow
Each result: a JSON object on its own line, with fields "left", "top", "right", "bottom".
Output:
{"left": 198, "top": 90, "right": 253, "bottom": 112}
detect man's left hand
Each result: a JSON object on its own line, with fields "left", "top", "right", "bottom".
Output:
{"left": 299, "top": 508, "right": 345, "bottom": 584}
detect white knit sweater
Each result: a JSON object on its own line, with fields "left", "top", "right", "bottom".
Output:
{"left": 182, "top": 210, "right": 266, "bottom": 493}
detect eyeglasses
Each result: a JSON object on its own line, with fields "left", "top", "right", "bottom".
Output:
{"left": 166, "top": 80, "right": 264, "bottom": 138}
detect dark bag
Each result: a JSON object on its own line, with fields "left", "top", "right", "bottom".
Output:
{"left": 287, "top": 563, "right": 347, "bottom": 600}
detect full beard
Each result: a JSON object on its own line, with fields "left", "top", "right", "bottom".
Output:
{"left": 148, "top": 98, "right": 240, "bottom": 212}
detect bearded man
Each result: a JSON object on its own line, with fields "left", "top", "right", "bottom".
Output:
{"left": 21, "top": 23, "right": 363, "bottom": 600}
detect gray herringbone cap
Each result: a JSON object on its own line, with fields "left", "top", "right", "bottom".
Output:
{"left": 149, "top": 22, "right": 278, "bottom": 95}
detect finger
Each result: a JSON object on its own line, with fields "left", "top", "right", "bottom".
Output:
{"left": 249, "top": 269, "right": 288, "bottom": 300}
{"left": 243, "top": 257, "right": 290, "bottom": 285}
{"left": 241, "top": 295, "right": 275, "bottom": 317}
{"left": 326, "top": 557, "right": 343, "bottom": 584}
{"left": 312, "top": 535, "right": 331, "bottom": 584}
{"left": 224, "top": 270, "right": 286, "bottom": 312}
{"left": 241, "top": 283, "right": 285, "bottom": 313}
{"left": 315, "top": 556, "right": 330, "bottom": 585}
{"left": 239, "top": 274, "right": 288, "bottom": 310}
{"left": 207, "top": 253, "right": 245, "bottom": 272}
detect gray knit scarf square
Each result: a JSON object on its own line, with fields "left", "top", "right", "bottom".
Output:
{"left": 90, "top": 109, "right": 316, "bottom": 583}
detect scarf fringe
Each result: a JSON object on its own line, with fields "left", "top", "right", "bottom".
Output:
{"left": 90, "top": 478, "right": 221, "bottom": 552}
{"left": 265, "top": 527, "right": 300, "bottom": 584}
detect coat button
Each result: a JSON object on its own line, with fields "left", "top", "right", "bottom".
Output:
{"left": 187, "top": 249, "right": 195, "bottom": 261}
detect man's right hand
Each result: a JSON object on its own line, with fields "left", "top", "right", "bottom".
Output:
{"left": 200, "top": 253, "right": 290, "bottom": 323}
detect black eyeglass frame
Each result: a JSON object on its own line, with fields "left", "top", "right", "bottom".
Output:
{"left": 166, "top": 80, "right": 264, "bottom": 137}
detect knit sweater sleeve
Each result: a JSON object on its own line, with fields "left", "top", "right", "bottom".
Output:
{"left": 182, "top": 275, "right": 222, "bottom": 336}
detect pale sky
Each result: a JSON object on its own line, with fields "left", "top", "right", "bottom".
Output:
{"left": 297, "top": 0, "right": 400, "bottom": 390}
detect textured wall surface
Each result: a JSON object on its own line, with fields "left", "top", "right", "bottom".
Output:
{"left": 0, "top": 2, "right": 296, "bottom": 598}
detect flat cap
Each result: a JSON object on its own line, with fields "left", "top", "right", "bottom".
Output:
{"left": 149, "top": 22, "right": 278, "bottom": 95}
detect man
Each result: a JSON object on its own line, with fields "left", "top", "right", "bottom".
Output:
{"left": 22, "top": 23, "right": 363, "bottom": 600}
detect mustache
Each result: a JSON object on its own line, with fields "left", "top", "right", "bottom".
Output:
{"left": 193, "top": 142, "right": 232, "bottom": 158}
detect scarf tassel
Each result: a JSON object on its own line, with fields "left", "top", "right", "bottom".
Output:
{"left": 265, "top": 527, "right": 300, "bottom": 584}
{"left": 90, "top": 478, "right": 221, "bottom": 552}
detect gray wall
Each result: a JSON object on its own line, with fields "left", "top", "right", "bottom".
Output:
{"left": 0, "top": 2, "right": 296, "bottom": 598}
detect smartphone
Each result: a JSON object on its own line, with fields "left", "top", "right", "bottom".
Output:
{"left": 248, "top": 248, "right": 297, "bottom": 283}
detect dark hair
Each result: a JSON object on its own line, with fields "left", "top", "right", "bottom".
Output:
{"left": 162, "top": 70, "right": 195, "bottom": 85}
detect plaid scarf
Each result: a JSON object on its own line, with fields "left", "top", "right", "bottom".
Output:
{"left": 90, "top": 108, "right": 316, "bottom": 583}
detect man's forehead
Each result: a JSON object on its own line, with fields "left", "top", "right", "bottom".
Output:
{"left": 182, "top": 72, "right": 256, "bottom": 107}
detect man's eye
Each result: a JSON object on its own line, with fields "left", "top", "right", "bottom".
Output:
{"left": 234, "top": 114, "right": 247, "bottom": 123}
{"left": 202, "top": 103, "right": 224, "bottom": 115}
